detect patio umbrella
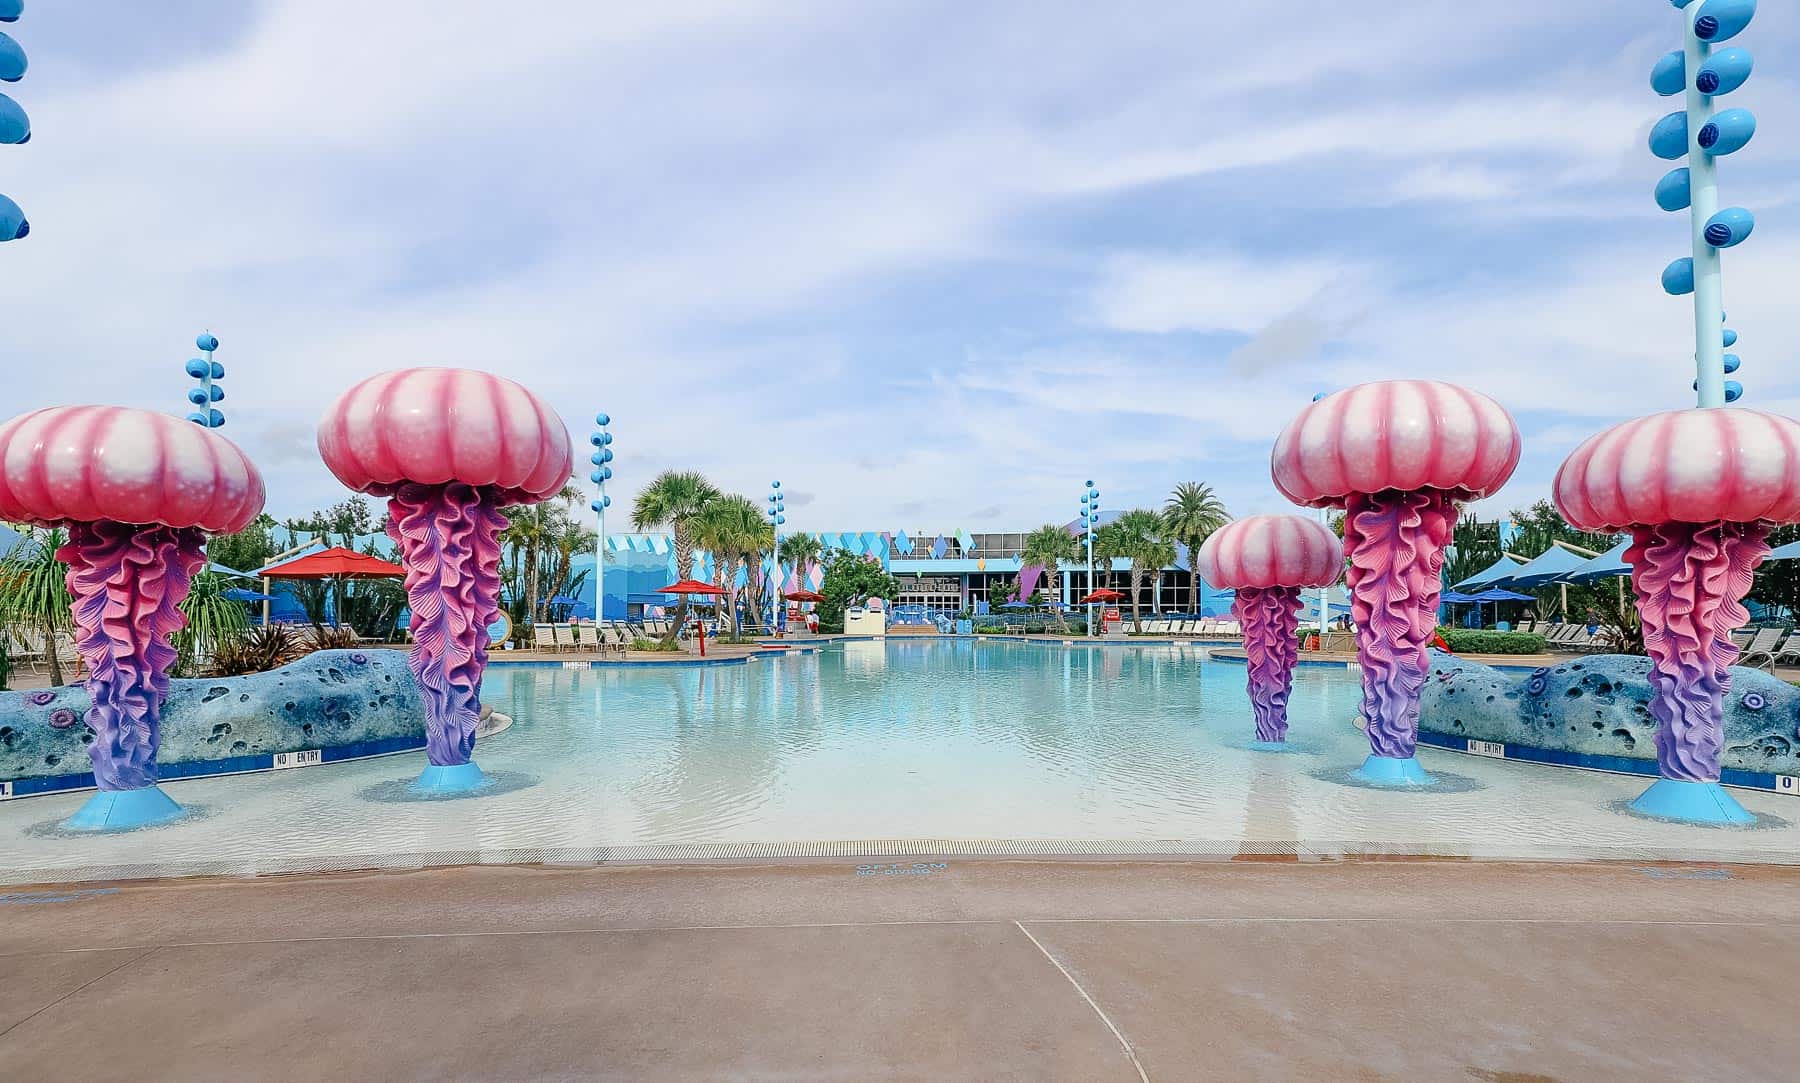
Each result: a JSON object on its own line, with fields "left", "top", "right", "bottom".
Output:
{"left": 1452, "top": 554, "right": 1526, "bottom": 591}
{"left": 1078, "top": 588, "right": 1125, "bottom": 604}
{"left": 784, "top": 589, "right": 825, "bottom": 603}
{"left": 659, "top": 579, "right": 727, "bottom": 655}
{"left": 1492, "top": 545, "right": 1588, "bottom": 589}
{"left": 1563, "top": 539, "right": 1631, "bottom": 582}
{"left": 222, "top": 588, "right": 277, "bottom": 603}
{"left": 1472, "top": 588, "right": 1535, "bottom": 603}
{"left": 261, "top": 547, "right": 405, "bottom": 579}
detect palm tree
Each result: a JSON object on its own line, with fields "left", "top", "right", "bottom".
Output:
{"left": 632, "top": 470, "right": 721, "bottom": 644}
{"left": 0, "top": 527, "right": 73, "bottom": 685}
{"left": 500, "top": 482, "right": 582, "bottom": 636}
{"left": 1021, "top": 524, "right": 1080, "bottom": 633}
{"left": 693, "top": 494, "right": 772, "bottom": 638}
{"left": 1097, "top": 509, "right": 1175, "bottom": 633}
{"left": 777, "top": 533, "right": 822, "bottom": 630}
{"left": 1163, "top": 482, "right": 1230, "bottom": 614}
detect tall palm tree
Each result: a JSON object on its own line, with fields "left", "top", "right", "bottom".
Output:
{"left": 0, "top": 527, "right": 73, "bottom": 686}
{"left": 1163, "top": 482, "right": 1230, "bottom": 614}
{"left": 1021, "top": 524, "right": 1080, "bottom": 633}
{"left": 500, "top": 482, "right": 582, "bottom": 635}
{"left": 1097, "top": 509, "right": 1175, "bottom": 633}
{"left": 777, "top": 533, "right": 823, "bottom": 630}
{"left": 632, "top": 470, "right": 721, "bottom": 644}
{"left": 693, "top": 494, "right": 772, "bottom": 638}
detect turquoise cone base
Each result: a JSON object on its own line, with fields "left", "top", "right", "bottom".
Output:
{"left": 1629, "top": 779, "right": 1755, "bottom": 825}
{"left": 409, "top": 761, "right": 489, "bottom": 796}
{"left": 1352, "top": 755, "right": 1437, "bottom": 788}
{"left": 63, "top": 785, "right": 186, "bottom": 832}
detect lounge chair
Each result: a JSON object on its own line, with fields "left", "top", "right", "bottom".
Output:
{"left": 532, "top": 625, "right": 557, "bottom": 651}
{"left": 595, "top": 626, "right": 630, "bottom": 656}
{"left": 576, "top": 624, "right": 600, "bottom": 653}
{"left": 1736, "top": 627, "right": 1788, "bottom": 669}
{"left": 1218, "top": 620, "right": 1242, "bottom": 636}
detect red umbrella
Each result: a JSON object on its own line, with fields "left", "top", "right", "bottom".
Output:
{"left": 660, "top": 580, "right": 728, "bottom": 655}
{"left": 1078, "top": 588, "right": 1125, "bottom": 604}
{"left": 783, "top": 589, "right": 825, "bottom": 603}
{"left": 262, "top": 546, "right": 404, "bottom": 579}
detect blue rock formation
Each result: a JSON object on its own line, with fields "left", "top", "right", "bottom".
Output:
{"left": 1420, "top": 651, "right": 1800, "bottom": 775}
{"left": 1, "top": 650, "right": 425, "bottom": 784}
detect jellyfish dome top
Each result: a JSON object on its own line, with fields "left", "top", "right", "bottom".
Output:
{"left": 1196, "top": 515, "right": 1342, "bottom": 746}
{"left": 318, "top": 368, "right": 574, "bottom": 794}
{"left": 1272, "top": 380, "right": 1521, "bottom": 785}
{"left": 1555, "top": 407, "right": 1800, "bottom": 824}
{"left": 0, "top": 405, "right": 265, "bottom": 830}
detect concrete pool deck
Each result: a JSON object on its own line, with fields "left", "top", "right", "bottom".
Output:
{"left": 2, "top": 858, "right": 1797, "bottom": 1080}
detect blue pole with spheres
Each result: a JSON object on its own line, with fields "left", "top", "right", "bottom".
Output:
{"left": 1082, "top": 481, "right": 1099, "bottom": 636}
{"left": 1, "top": 0, "right": 29, "bottom": 242}
{"left": 184, "top": 333, "right": 225, "bottom": 428}
{"left": 1654, "top": 0, "right": 1757, "bottom": 407}
{"left": 767, "top": 481, "right": 785, "bottom": 633}
{"left": 589, "top": 414, "right": 613, "bottom": 622}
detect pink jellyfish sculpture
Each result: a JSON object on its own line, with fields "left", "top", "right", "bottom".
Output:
{"left": 1195, "top": 514, "right": 1342, "bottom": 747}
{"left": 318, "top": 369, "right": 573, "bottom": 794}
{"left": 1555, "top": 408, "right": 1800, "bottom": 824}
{"left": 1273, "top": 381, "right": 1521, "bottom": 786}
{"left": 0, "top": 406, "right": 265, "bottom": 830}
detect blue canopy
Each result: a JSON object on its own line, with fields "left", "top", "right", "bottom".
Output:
{"left": 1771, "top": 539, "right": 1800, "bottom": 562}
{"left": 1562, "top": 539, "right": 1631, "bottom": 582}
{"left": 1453, "top": 555, "right": 1525, "bottom": 591}
{"left": 1490, "top": 545, "right": 1588, "bottom": 589}
{"left": 223, "top": 588, "right": 277, "bottom": 603}
{"left": 1441, "top": 591, "right": 1478, "bottom": 604}
{"left": 1472, "top": 588, "right": 1535, "bottom": 603}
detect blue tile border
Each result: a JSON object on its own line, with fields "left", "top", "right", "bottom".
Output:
{"left": 1206, "top": 651, "right": 1542, "bottom": 675}
{"left": 1416, "top": 730, "right": 1800, "bottom": 797}
{"left": 3, "top": 734, "right": 429, "bottom": 801}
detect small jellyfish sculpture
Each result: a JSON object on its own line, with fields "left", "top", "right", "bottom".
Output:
{"left": 1555, "top": 407, "right": 1800, "bottom": 823}
{"left": 318, "top": 369, "right": 573, "bottom": 794}
{"left": 1195, "top": 514, "right": 1342, "bottom": 746}
{"left": 1273, "top": 380, "right": 1520, "bottom": 785}
{"left": 0, "top": 406, "right": 264, "bottom": 829}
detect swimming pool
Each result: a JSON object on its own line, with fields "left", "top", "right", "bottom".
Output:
{"left": 3, "top": 639, "right": 1798, "bottom": 884}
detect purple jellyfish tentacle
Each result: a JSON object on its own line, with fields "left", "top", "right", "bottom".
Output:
{"left": 1628, "top": 519, "right": 1771, "bottom": 782}
{"left": 386, "top": 481, "right": 508, "bottom": 767}
{"left": 1342, "top": 488, "right": 1458, "bottom": 760}
{"left": 57, "top": 521, "right": 205, "bottom": 791}
{"left": 1235, "top": 586, "right": 1303, "bottom": 743}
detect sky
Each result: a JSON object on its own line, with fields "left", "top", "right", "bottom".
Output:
{"left": 4, "top": 1, "right": 1800, "bottom": 533}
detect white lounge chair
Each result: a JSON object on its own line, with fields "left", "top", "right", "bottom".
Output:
{"left": 533, "top": 625, "right": 557, "bottom": 651}
{"left": 1736, "top": 627, "right": 1787, "bottom": 668}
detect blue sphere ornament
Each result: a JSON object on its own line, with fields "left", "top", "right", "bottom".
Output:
{"left": 0, "top": 91, "right": 28, "bottom": 144}
{"left": 207, "top": 408, "right": 225, "bottom": 427}
{"left": 1704, "top": 207, "right": 1754, "bottom": 248}
{"left": 595, "top": 412, "right": 610, "bottom": 426}
{"left": 1085, "top": 480, "right": 1094, "bottom": 488}
{"left": 767, "top": 493, "right": 778, "bottom": 503}
{"left": 772, "top": 480, "right": 781, "bottom": 488}
{"left": 1693, "top": 0, "right": 1756, "bottom": 45}
{"left": 600, "top": 432, "right": 612, "bottom": 445}
{"left": 196, "top": 333, "right": 219, "bottom": 352}
{"left": 1723, "top": 353, "right": 1742, "bottom": 373}
{"left": 591, "top": 451, "right": 606, "bottom": 466}
{"left": 590, "top": 433, "right": 604, "bottom": 446}
{"left": 1724, "top": 380, "right": 1744, "bottom": 402}
{"left": 1697, "top": 108, "right": 1756, "bottom": 155}
{"left": 1661, "top": 257, "right": 1696, "bottom": 296}
{"left": 210, "top": 361, "right": 224, "bottom": 380}
{"left": 186, "top": 411, "right": 208, "bottom": 426}
{"left": 209, "top": 385, "right": 224, "bottom": 402}
{"left": 601, "top": 449, "right": 613, "bottom": 463}
{"left": 0, "top": 30, "right": 25, "bottom": 83}
{"left": 591, "top": 500, "right": 604, "bottom": 513}
{"left": 1311, "top": 392, "right": 1328, "bottom": 402}
{"left": 1650, "top": 50, "right": 1685, "bottom": 96}
{"left": 590, "top": 470, "right": 604, "bottom": 484}
{"left": 602, "top": 495, "right": 612, "bottom": 508}
{"left": 1648, "top": 111, "right": 1688, "bottom": 160}
{"left": 0, "top": 192, "right": 25, "bottom": 241}
{"left": 187, "top": 388, "right": 209, "bottom": 406}
{"left": 185, "top": 358, "right": 209, "bottom": 378}
{"left": 0, "top": 2, "right": 20, "bottom": 24}
{"left": 776, "top": 514, "right": 785, "bottom": 525}
{"left": 1696, "top": 47, "right": 1753, "bottom": 96}
{"left": 1723, "top": 328, "right": 1738, "bottom": 348}
{"left": 1654, "top": 168, "right": 1691, "bottom": 212}
{"left": 601, "top": 466, "right": 612, "bottom": 480}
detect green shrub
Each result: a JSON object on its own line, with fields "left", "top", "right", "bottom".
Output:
{"left": 1436, "top": 628, "right": 1546, "bottom": 655}
{"left": 631, "top": 637, "right": 683, "bottom": 652}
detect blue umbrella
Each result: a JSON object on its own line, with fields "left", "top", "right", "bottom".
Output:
{"left": 222, "top": 588, "right": 276, "bottom": 603}
{"left": 1453, "top": 554, "right": 1525, "bottom": 591}
{"left": 1440, "top": 591, "right": 1479, "bottom": 604}
{"left": 1563, "top": 539, "right": 1631, "bottom": 582}
{"left": 1489, "top": 545, "right": 1588, "bottom": 589}
{"left": 1473, "top": 588, "right": 1535, "bottom": 603}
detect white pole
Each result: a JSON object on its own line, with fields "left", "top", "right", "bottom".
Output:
{"left": 1318, "top": 505, "right": 1330, "bottom": 633}
{"left": 596, "top": 503, "right": 605, "bottom": 623}
{"left": 1683, "top": 7, "right": 1725, "bottom": 409}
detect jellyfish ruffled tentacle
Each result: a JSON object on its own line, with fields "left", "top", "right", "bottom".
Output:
{"left": 1234, "top": 586, "right": 1302, "bottom": 746}
{"left": 58, "top": 520, "right": 206, "bottom": 830}
{"left": 386, "top": 481, "right": 507, "bottom": 794}
{"left": 1624, "top": 519, "right": 1767, "bottom": 823}
{"left": 1342, "top": 488, "right": 1457, "bottom": 785}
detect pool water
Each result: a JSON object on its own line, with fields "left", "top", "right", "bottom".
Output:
{"left": 3, "top": 640, "right": 1799, "bottom": 883}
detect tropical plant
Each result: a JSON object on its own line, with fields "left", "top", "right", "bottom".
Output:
{"left": 172, "top": 570, "right": 253, "bottom": 677}
{"left": 1021, "top": 524, "right": 1080, "bottom": 633}
{"left": 1096, "top": 509, "right": 1175, "bottom": 633}
{"left": 500, "top": 482, "right": 583, "bottom": 636}
{"left": 308, "top": 625, "right": 364, "bottom": 651}
{"left": 1752, "top": 523, "right": 1800, "bottom": 623}
{"left": 209, "top": 625, "right": 307, "bottom": 677}
{"left": 1163, "top": 482, "right": 1230, "bottom": 612}
{"left": 777, "top": 532, "right": 823, "bottom": 629}
{"left": 632, "top": 470, "right": 721, "bottom": 645}
{"left": 693, "top": 494, "right": 774, "bottom": 638}
{"left": 816, "top": 549, "right": 901, "bottom": 633}
{"left": 0, "top": 527, "right": 73, "bottom": 686}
